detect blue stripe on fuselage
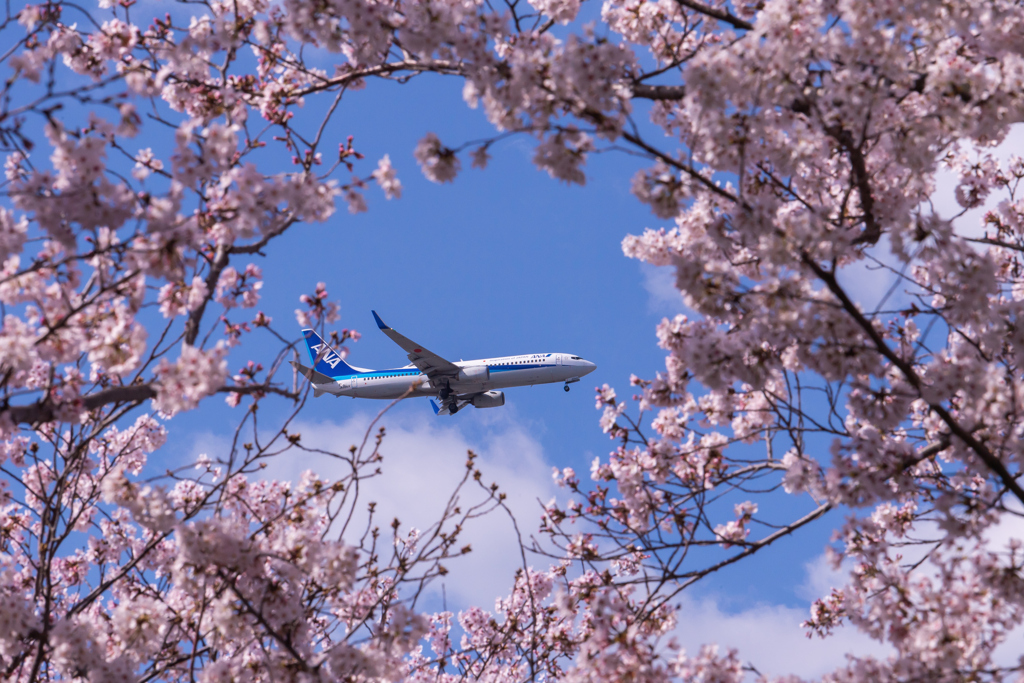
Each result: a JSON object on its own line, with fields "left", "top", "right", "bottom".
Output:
{"left": 332, "top": 369, "right": 420, "bottom": 380}
{"left": 359, "top": 369, "right": 419, "bottom": 377}
{"left": 330, "top": 363, "right": 549, "bottom": 381}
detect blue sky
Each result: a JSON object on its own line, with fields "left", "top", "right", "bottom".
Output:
{"left": 226, "top": 70, "right": 894, "bottom": 676}
{"left": 170, "top": 71, "right": 670, "bottom": 476}
{"left": 4, "top": 26, "right": 888, "bottom": 673}
{"left": 10, "top": 3, "right": 1024, "bottom": 674}
{"left": 163, "top": 70, "right": 850, "bottom": 620}
{"left": 141, "top": 73, "right": 1024, "bottom": 675}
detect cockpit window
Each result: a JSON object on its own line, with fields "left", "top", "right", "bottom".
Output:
{"left": 571, "top": 356, "right": 580, "bottom": 360}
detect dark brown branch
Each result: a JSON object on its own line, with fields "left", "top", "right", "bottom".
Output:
{"left": 632, "top": 84, "right": 686, "bottom": 100}
{"left": 216, "top": 384, "right": 300, "bottom": 400}
{"left": 183, "top": 244, "right": 228, "bottom": 346}
{"left": 8, "top": 384, "right": 158, "bottom": 425}
{"left": 825, "top": 125, "right": 880, "bottom": 245}
{"left": 291, "top": 59, "right": 464, "bottom": 98}
{"left": 619, "top": 127, "right": 744, "bottom": 207}
{"left": 965, "top": 236, "right": 1024, "bottom": 254}
{"left": 804, "top": 255, "right": 1024, "bottom": 506}
{"left": 677, "top": 502, "right": 833, "bottom": 586}
{"left": 675, "top": 0, "right": 754, "bottom": 30}
{"left": 6, "top": 382, "right": 297, "bottom": 425}
{"left": 227, "top": 218, "right": 297, "bottom": 255}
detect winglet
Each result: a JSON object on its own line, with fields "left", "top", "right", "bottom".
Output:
{"left": 371, "top": 310, "right": 389, "bottom": 330}
{"left": 430, "top": 399, "right": 440, "bottom": 415}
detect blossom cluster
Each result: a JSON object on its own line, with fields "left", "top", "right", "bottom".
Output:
{"left": 2, "top": 0, "right": 1024, "bottom": 680}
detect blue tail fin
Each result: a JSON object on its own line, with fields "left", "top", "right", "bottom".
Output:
{"left": 301, "top": 329, "right": 360, "bottom": 379}
{"left": 430, "top": 399, "right": 440, "bottom": 415}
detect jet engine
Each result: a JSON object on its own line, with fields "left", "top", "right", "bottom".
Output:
{"left": 458, "top": 365, "right": 490, "bottom": 382}
{"left": 471, "top": 391, "right": 505, "bottom": 408}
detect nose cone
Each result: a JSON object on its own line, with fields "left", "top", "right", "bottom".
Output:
{"left": 581, "top": 360, "right": 597, "bottom": 376}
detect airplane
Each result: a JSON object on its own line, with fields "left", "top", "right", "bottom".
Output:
{"left": 290, "top": 311, "right": 597, "bottom": 415}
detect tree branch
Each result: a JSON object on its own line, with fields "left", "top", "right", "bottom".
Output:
{"left": 632, "top": 84, "right": 686, "bottom": 100}
{"left": 824, "top": 125, "right": 880, "bottom": 245}
{"left": 8, "top": 384, "right": 158, "bottom": 425}
{"left": 291, "top": 59, "right": 465, "bottom": 98}
{"left": 183, "top": 244, "right": 229, "bottom": 346}
{"left": 804, "top": 255, "right": 1024, "bottom": 506}
{"left": 6, "top": 381, "right": 297, "bottom": 425}
{"left": 217, "top": 384, "right": 300, "bottom": 400}
{"left": 965, "top": 236, "right": 1024, "bottom": 254}
{"left": 675, "top": 0, "right": 754, "bottom": 30}
{"left": 677, "top": 502, "right": 833, "bottom": 585}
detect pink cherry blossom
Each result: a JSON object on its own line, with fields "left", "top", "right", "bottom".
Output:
{"left": 152, "top": 343, "right": 229, "bottom": 415}
{"left": 414, "top": 133, "right": 460, "bottom": 184}
{"left": 373, "top": 154, "right": 403, "bottom": 199}
{"left": 2, "top": 0, "right": 1024, "bottom": 680}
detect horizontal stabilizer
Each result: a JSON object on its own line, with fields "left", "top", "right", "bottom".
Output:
{"left": 290, "top": 360, "right": 334, "bottom": 385}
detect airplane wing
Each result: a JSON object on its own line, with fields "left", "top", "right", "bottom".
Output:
{"left": 372, "top": 311, "right": 461, "bottom": 379}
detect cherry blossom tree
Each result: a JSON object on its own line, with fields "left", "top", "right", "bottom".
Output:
{"left": 3, "top": 0, "right": 1024, "bottom": 680}
{"left": 0, "top": 1, "right": 500, "bottom": 679}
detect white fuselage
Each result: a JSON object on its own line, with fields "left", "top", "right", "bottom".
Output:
{"left": 319, "top": 353, "right": 595, "bottom": 399}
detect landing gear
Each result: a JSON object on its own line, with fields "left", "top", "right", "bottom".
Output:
{"left": 449, "top": 402, "right": 459, "bottom": 414}
{"left": 439, "top": 384, "right": 451, "bottom": 400}
{"left": 564, "top": 384, "right": 571, "bottom": 392}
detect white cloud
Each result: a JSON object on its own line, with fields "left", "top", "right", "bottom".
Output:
{"left": 982, "top": 502, "right": 1024, "bottom": 670}
{"left": 797, "top": 551, "right": 850, "bottom": 603}
{"left": 260, "top": 406, "right": 558, "bottom": 611}
{"left": 180, "top": 404, "right": 889, "bottom": 679}
{"left": 782, "top": 513, "right": 1024, "bottom": 676}
{"left": 931, "top": 123, "right": 1024, "bottom": 238}
{"left": 640, "top": 262, "right": 688, "bottom": 314}
{"left": 673, "top": 555, "right": 891, "bottom": 680}
{"left": 835, "top": 124, "right": 1024, "bottom": 312}
{"left": 247, "top": 407, "right": 894, "bottom": 679}
{"left": 673, "top": 593, "right": 888, "bottom": 680}
{"left": 242, "top": 406, "right": 1024, "bottom": 679}
{"left": 642, "top": 238, "right": 909, "bottom": 317}
{"left": 984, "top": 500, "right": 1024, "bottom": 551}
{"left": 834, "top": 235, "right": 909, "bottom": 313}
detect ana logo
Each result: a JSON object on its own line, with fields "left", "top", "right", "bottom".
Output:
{"left": 310, "top": 343, "right": 343, "bottom": 369}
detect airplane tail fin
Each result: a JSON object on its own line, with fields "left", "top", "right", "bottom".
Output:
{"left": 301, "top": 329, "right": 360, "bottom": 379}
